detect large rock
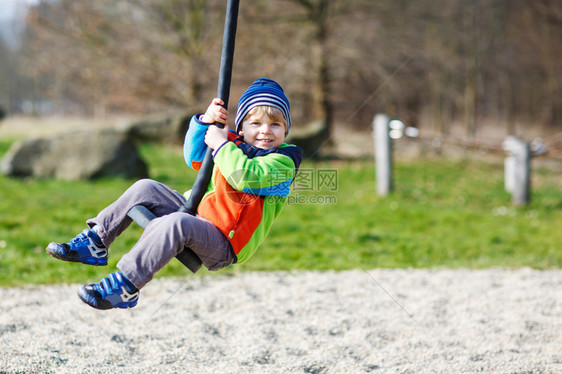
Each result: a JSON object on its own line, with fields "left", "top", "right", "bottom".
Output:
{"left": 1, "top": 129, "right": 148, "bottom": 180}
{"left": 125, "top": 112, "right": 194, "bottom": 144}
{"left": 286, "top": 120, "right": 330, "bottom": 158}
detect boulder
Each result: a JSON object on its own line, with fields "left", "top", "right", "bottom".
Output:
{"left": 125, "top": 112, "right": 194, "bottom": 144}
{"left": 1, "top": 129, "right": 148, "bottom": 180}
{"left": 286, "top": 120, "right": 330, "bottom": 158}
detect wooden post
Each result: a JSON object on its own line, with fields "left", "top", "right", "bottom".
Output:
{"left": 373, "top": 114, "right": 392, "bottom": 196}
{"left": 504, "top": 156, "right": 516, "bottom": 193}
{"left": 502, "top": 136, "right": 531, "bottom": 206}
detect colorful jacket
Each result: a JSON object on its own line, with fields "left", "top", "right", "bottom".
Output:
{"left": 183, "top": 114, "right": 303, "bottom": 264}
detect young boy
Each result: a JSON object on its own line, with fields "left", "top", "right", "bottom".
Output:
{"left": 46, "top": 78, "right": 303, "bottom": 310}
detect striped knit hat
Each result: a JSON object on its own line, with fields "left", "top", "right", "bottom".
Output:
{"left": 235, "top": 77, "right": 291, "bottom": 135}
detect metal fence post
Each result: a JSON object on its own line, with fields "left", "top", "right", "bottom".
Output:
{"left": 373, "top": 114, "right": 392, "bottom": 196}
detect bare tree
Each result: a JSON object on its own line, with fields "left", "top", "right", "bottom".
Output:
{"left": 15, "top": 0, "right": 562, "bottom": 142}
{"left": 0, "top": 38, "right": 16, "bottom": 114}
{"left": 22, "top": 0, "right": 225, "bottom": 115}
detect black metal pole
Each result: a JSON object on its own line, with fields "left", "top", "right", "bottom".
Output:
{"left": 178, "top": 0, "right": 239, "bottom": 214}
{"left": 127, "top": 0, "right": 239, "bottom": 272}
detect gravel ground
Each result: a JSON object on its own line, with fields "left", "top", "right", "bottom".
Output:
{"left": 1, "top": 268, "right": 561, "bottom": 373}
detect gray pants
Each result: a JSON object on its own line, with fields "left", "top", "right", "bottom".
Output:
{"left": 86, "top": 179, "right": 236, "bottom": 289}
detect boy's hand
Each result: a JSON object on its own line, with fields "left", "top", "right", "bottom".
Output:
{"left": 205, "top": 121, "right": 229, "bottom": 150}
{"left": 202, "top": 98, "right": 229, "bottom": 149}
{"left": 201, "top": 98, "right": 228, "bottom": 125}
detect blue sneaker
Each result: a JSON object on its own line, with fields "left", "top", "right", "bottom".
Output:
{"left": 78, "top": 272, "right": 139, "bottom": 310}
{"left": 46, "top": 229, "right": 108, "bottom": 266}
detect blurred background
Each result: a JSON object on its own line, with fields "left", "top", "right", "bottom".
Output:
{"left": 1, "top": 0, "right": 561, "bottom": 153}
{"left": 0, "top": 0, "right": 561, "bottom": 286}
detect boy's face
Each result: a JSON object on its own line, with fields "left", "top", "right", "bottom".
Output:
{"left": 238, "top": 112, "right": 286, "bottom": 150}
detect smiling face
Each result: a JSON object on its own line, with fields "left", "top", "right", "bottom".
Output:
{"left": 238, "top": 106, "right": 287, "bottom": 150}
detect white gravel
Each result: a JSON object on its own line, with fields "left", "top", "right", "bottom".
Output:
{"left": 1, "top": 268, "right": 561, "bottom": 373}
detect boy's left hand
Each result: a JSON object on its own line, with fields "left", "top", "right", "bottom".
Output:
{"left": 202, "top": 98, "right": 228, "bottom": 125}
{"left": 205, "top": 123, "right": 229, "bottom": 150}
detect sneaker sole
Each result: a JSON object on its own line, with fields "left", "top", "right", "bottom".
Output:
{"left": 46, "top": 244, "right": 108, "bottom": 266}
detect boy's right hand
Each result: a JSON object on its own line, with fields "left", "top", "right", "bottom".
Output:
{"left": 201, "top": 98, "right": 228, "bottom": 125}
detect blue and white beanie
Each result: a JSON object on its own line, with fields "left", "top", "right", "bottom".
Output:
{"left": 235, "top": 77, "right": 291, "bottom": 135}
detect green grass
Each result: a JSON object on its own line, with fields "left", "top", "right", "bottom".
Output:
{"left": 254, "top": 158, "right": 562, "bottom": 271}
{"left": 1, "top": 138, "right": 561, "bottom": 286}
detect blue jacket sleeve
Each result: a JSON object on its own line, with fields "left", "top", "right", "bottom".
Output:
{"left": 183, "top": 114, "right": 209, "bottom": 170}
